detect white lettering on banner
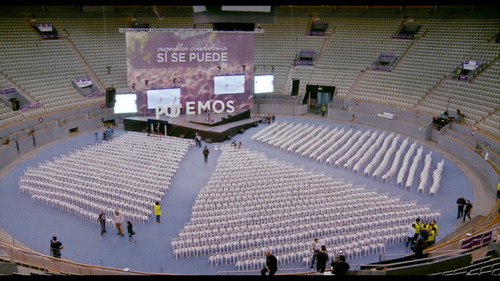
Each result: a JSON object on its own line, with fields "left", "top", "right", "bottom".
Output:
{"left": 157, "top": 52, "right": 228, "bottom": 63}
{"left": 226, "top": 100, "right": 235, "bottom": 113}
{"left": 212, "top": 100, "right": 225, "bottom": 114}
{"left": 197, "top": 100, "right": 211, "bottom": 115}
{"left": 155, "top": 106, "right": 165, "bottom": 119}
{"left": 156, "top": 100, "right": 236, "bottom": 119}
{"left": 155, "top": 104, "right": 182, "bottom": 119}
{"left": 157, "top": 52, "right": 167, "bottom": 63}
{"left": 171, "top": 52, "right": 187, "bottom": 63}
{"left": 166, "top": 104, "right": 182, "bottom": 117}
{"left": 185, "top": 101, "right": 196, "bottom": 115}
{"left": 188, "top": 52, "right": 227, "bottom": 62}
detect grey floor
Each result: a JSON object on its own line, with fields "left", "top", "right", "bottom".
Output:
{"left": 0, "top": 114, "right": 475, "bottom": 275}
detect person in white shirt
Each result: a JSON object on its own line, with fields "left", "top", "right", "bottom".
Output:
{"left": 406, "top": 223, "right": 416, "bottom": 248}
{"left": 310, "top": 238, "right": 321, "bottom": 269}
{"left": 113, "top": 209, "right": 125, "bottom": 237}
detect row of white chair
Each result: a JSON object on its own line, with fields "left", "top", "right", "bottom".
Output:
{"left": 172, "top": 144, "right": 441, "bottom": 268}
{"left": 20, "top": 132, "right": 193, "bottom": 226}
{"left": 253, "top": 121, "right": 445, "bottom": 196}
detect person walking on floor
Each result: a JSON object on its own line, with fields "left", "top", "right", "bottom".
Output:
{"left": 127, "top": 221, "right": 136, "bottom": 244}
{"left": 260, "top": 251, "right": 278, "bottom": 276}
{"left": 154, "top": 201, "right": 161, "bottom": 223}
{"left": 456, "top": 195, "right": 466, "bottom": 219}
{"left": 463, "top": 200, "right": 473, "bottom": 222}
{"left": 50, "top": 236, "right": 63, "bottom": 259}
{"left": 98, "top": 210, "right": 107, "bottom": 236}
{"left": 203, "top": 145, "right": 209, "bottom": 163}
{"left": 113, "top": 209, "right": 125, "bottom": 236}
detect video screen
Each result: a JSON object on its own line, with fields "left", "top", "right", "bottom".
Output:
{"left": 254, "top": 75, "right": 274, "bottom": 94}
{"left": 114, "top": 94, "right": 137, "bottom": 114}
{"left": 147, "top": 88, "right": 181, "bottom": 109}
{"left": 214, "top": 75, "right": 245, "bottom": 95}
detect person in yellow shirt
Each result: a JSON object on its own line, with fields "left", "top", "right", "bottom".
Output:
{"left": 427, "top": 226, "right": 437, "bottom": 247}
{"left": 412, "top": 218, "right": 421, "bottom": 243}
{"left": 154, "top": 201, "right": 162, "bottom": 223}
{"left": 430, "top": 220, "right": 439, "bottom": 236}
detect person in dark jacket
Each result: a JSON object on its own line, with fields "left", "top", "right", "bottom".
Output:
{"left": 261, "top": 251, "right": 278, "bottom": 276}
{"left": 411, "top": 238, "right": 426, "bottom": 259}
{"left": 316, "top": 245, "right": 329, "bottom": 273}
{"left": 203, "top": 146, "right": 209, "bottom": 163}
{"left": 49, "top": 236, "right": 63, "bottom": 258}
{"left": 456, "top": 196, "right": 466, "bottom": 219}
{"left": 331, "top": 254, "right": 350, "bottom": 275}
{"left": 127, "top": 221, "right": 136, "bottom": 244}
{"left": 463, "top": 200, "right": 473, "bottom": 222}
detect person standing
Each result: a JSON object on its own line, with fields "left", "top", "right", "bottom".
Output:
{"left": 406, "top": 223, "right": 416, "bottom": 248}
{"left": 195, "top": 132, "right": 202, "bottom": 148}
{"left": 412, "top": 218, "right": 421, "bottom": 243}
{"left": 316, "top": 245, "right": 329, "bottom": 273}
{"left": 127, "top": 221, "right": 136, "bottom": 244}
{"left": 463, "top": 200, "right": 473, "bottom": 222}
{"left": 419, "top": 221, "right": 430, "bottom": 242}
{"left": 260, "top": 251, "right": 278, "bottom": 276}
{"left": 113, "top": 209, "right": 125, "bottom": 236}
{"left": 350, "top": 114, "right": 356, "bottom": 127}
{"left": 455, "top": 109, "right": 463, "bottom": 123}
{"left": 98, "top": 210, "right": 107, "bottom": 236}
{"left": 50, "top": 236, "right": 63, "bottom": 258}
{"left": 430, "top": 220, "right": 439, "bottom": 237}
{"left": 456, "top": 196, "right": 466, "bottom": 219}
{"left": 331, "top": 254, "right": 350, "bottom": 276}
{"left": 203, "top": 146, "right": 209, "bottom": 163}
{"left": 411, "top": 238, "right": 426, "bottom": 259}
{"left": 310, "top": 238, "right": 321, "bottom": 269}
{"left": 427, "top": 226, "right": 437, "bottom": 247}
{"left": 154, "top": 201, "right": 161, "bottom": 223}
{"left": 321, "top": 104, "right": 326, "bottom": 117}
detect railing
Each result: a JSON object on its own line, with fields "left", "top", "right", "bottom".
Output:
{"left": 215, "top": 267, "right": 309, "bottom": 275}
{"left": 0, "top": 238, "right": 147, "bottom": 275}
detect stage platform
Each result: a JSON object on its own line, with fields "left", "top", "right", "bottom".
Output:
{"left": 123, "top": 110, "right": 261, "bottom": 143}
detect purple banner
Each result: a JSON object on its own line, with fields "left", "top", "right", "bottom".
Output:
{"left": 126, "top": 31, "right": 255, "bottom": 115}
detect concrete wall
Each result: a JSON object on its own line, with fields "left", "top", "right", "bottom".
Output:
{"left": 385, "top": 253, "right": 472, "bottom": 275}
{"left": 351, "top": 254, "right": 472, "bottom": 276}
{"left": 0, "top": 105, "right": 114, "bottom": 170}
{"left": 251, "top": 103, "right": 308, "bottom": 116}
{"left": 329, "top": 109, "right": 429, "bottom": 141}
{"left": 436, "top": 133, "right": 498, "bottom": 195}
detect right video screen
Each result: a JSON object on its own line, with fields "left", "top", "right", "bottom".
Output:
{"left": 254, "top": 75, "right": 274, "bottom": 94}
